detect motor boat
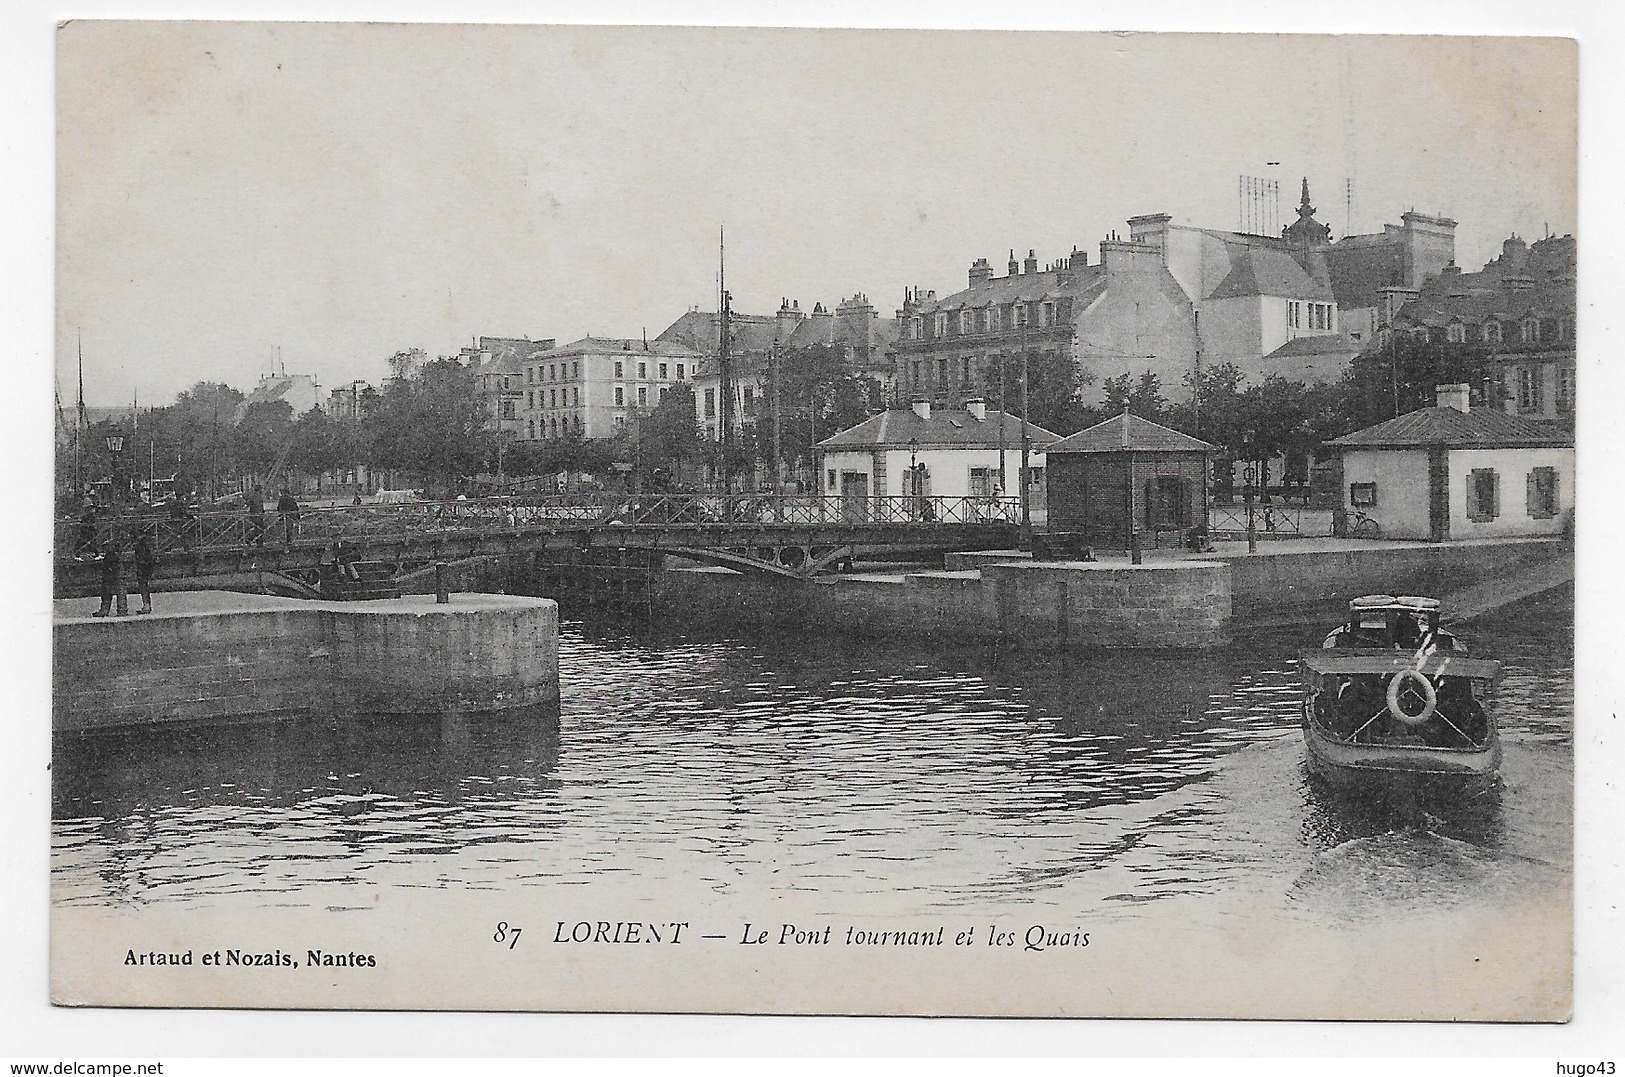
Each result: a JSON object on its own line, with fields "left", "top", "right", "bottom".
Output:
{"left": 1300, "top": 595, "right": 1502, "bottom": 795}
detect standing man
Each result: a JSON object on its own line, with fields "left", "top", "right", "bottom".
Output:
{"left": 276, "top": 487, "right": 301, "bottom": 548}
{"left": 132, "top": 526, "right": 155, "bottom": 615}
{"left": 91, "top": 525, "right": 126, "bottom": 617}
{"left": 246, "top": 485, "right": 266, "bottom": 547}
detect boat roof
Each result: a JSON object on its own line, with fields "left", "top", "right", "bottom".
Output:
{"left": 1304, "top": 653, "right": 1502, "bottom": 681}
{"left": 1349, "top": 594, "right": 1441, "bottom": 612}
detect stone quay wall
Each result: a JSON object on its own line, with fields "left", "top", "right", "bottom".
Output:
{"left": 1215, "top": 538, "right": 1566, "bottom": 621}
{"left": 53, "top": 593, "right": 559, "bottom": 734}
{"left": 656, "top": 560, "right": 1231, "bottom": 649}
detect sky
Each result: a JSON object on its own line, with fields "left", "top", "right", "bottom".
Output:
{"left": 54, "top": 24, "right": 1577, "bottom": 407}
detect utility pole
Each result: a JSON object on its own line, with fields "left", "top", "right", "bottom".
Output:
{"left": 1019, "top": 329, "right": 1032, "bottom": 547}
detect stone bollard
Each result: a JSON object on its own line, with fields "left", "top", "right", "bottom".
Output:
{"left": 435, "top": 561, "right": 450, "bottom": 604}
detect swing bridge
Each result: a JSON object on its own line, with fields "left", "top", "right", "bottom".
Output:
{"left": 53, "top": 492, "right": 1022, "bottom": 600}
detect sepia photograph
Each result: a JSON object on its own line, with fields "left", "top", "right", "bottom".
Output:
{"left": 18, "top": 5, "right": 1611, "bottom": 1050}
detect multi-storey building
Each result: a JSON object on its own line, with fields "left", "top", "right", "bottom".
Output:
{"left": 661, "top": 295, "right": 899, "bottom": 443}
{"left": 1127, "top": 188, "right": 1359, "bottom": 385}
{"left": 892, "top": 241, "right": 1201, "bottom": 408}
{"left": 1386, "top": 233, "right": 1576, "bottom": 423}
{"left": 235, "top": 372, "right": 324, "bottom": 421}
{"left": 324, "top": 380, "right": 377, "bottom": 421}
{"left": 461, "top": 336, "right": 555, "bottom": 440}
{"left": 506, "top": 335, "right": 705, "bottom": 442}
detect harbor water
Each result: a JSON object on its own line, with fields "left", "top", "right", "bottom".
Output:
{"left": 51, "top": 587, "right": 1573, "bottom": 924}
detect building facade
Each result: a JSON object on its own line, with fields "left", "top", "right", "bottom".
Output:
{"left": 892, "top": 242, "right": 1201, "bottom": 411}
{"left": 1128, "top": 187, "right": 1359, "bottom": 385}
{"left": 815, "top": 398, "right": 1058, "bottom": 506}
{"left": 1325, "top": 384, "right": 1574, "bottom": 541}
{"left": 503, "top": 336, "right": 705, "bottom": 443}
{"left": 1385, "top": 233, "right": 1577, "bottom": 423}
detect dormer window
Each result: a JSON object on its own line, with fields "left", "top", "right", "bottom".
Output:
{"left": 1041, "top": 301, "right": 1056, "bottom": 327}
{"left": 1521, "top": 317, "right": 1540, "bottom": 344}
{"left": 1447, "top": 323, "right": 1466, "bottom": 344}
{"left": 959, "top": 310, "right": 974, "bottom": 334}
{"left": 934, "top": 312, "right": 949, "bottom": 337}
{"left": 1484, "top": 321, "right": 1503, "bottom": 344}
{"left": 1012, "top": 303, "right": 1028, "bottom": 329}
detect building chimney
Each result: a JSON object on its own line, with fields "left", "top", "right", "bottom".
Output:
{"left": 965, "top": 398, "right": 986, "bottom": 421}
{"left": 969, "top": 257, "right": 993, "bottom": 286}
{"left": 911, "top": 398, "right": 931, "bottom": 421}
{"left": 1024, "top": 249, "right": 1039, "bottom": 275}
{"left": 1008, "top": 249, "right": 1020, "bottom": 276}
{"left": 1436, "top": 383, "right": 1471, "bottom": 413}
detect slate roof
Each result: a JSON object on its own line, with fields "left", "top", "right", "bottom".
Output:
{"left": 818, "top": 408, "right": 1061, "bottom": 451}
{"left": 1204, "top": 232, "right": 1335, "bottom": 302}
{"left": 908, "top": 263, "right": 1107, "bottom": 313}
{"left": 1323, "top": 242, "right": 1406, "bottom": 309}
{"left": 1326, "top": 406, "right": 1574, "bottom": 450}
{"left": 1263, "top": 333, "right": 1362, "bottom": 359}
{"left": 1046, "top": 412, "right": 1217, "bottom": 454}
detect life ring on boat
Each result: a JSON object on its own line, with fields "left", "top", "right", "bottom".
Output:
{"left": 1385, "top": 668, "right": 1437, "bottom": 726}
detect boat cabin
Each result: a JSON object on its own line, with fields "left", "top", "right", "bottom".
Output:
{"left": 1321, "top": 594, "right": 1460, "bottom": 653}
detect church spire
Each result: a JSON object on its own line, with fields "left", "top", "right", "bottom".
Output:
{"left": 1283, "top": 175, "right": 1331, "bottom": 254}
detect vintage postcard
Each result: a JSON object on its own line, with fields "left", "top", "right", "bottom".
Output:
{"left": 48, "top": 22, "right": 1577, "bottom": 1021}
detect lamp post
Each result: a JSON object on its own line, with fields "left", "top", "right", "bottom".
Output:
{"left": 105, "top": 424, "right": 127, "bottom": 504}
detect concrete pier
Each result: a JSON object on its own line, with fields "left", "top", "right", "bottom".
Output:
{"left": 53, "top": 591, "right": 559, "bottom": 733}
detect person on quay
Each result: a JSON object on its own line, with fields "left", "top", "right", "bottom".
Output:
{"left": 91, "top": 526, "right": 127, "bottom": 618}
{"left": 132, "top": 526, "right": 155, "bottom": 615}
{"left": 246, "top": 485, "right": 266, "bottom": 547}
{"left": 277, "top": 487, "right": 301, "bottom": 548}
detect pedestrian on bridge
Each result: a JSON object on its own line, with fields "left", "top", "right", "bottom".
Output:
{"left": 277, "top": 488, "right": 301, "bottom": 548}
{"left": 246, "top": 486, "right": 267, "bottom": 547}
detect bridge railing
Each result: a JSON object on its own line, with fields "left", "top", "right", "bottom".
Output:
{"left": 55, "top": 493, "right": 1021, "bottom": 561}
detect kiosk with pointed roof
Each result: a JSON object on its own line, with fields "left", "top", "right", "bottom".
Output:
{"left": 1044, "top": 410, "right": 1217, "bottom": 551}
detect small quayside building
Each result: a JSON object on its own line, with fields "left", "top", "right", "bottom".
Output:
{"left": 1324, "top": 383, "right": 1574, "bottom": 541}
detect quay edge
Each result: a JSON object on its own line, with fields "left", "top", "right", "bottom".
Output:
{"left": 52, "top": 592, "right": 560, "bottom": 734}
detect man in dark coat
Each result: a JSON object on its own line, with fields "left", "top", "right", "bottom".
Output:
{"left": 246, "top": 486, "right": 266, "bottom": 547}
{"left": 92, "top": 527, "right": 126, "bottom": 617}
{"left": 276, "top": 488, "right": 300, "bottom": 548}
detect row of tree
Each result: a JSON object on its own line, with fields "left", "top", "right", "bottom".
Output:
{"left": 59, "top": 334, "right": 1505, "bottom": 507}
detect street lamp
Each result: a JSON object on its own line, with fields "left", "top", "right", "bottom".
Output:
{"left": 105, "top": 424, "right": 126, "bottom": 503}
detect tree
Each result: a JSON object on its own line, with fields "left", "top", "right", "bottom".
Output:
{"left": 759, "top": 344, "right": 884, "bottom": 478}
{"left": 640, "top": 383, "right": 704, "bottom": 483}
{"left": 364, "top": 357, "right": 494, "bottom": 496}
{"left": 1340, "top": 334, "right": 1497, "bottom": 431}
{"left": 235, "top": 399, "right": 297, "bottom": 486}
{"left": 289, "top": 407, "right": 348, "bottom": 493}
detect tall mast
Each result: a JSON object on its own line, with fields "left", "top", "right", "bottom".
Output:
{"left": 718, "top": 225, "right": 734, "bottom": 495}
{"left": 74, "top": 332, "right": 84, "bottom": 497}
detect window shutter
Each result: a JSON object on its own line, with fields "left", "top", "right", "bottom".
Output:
{"left": 1527, "top": 470, "right": 1540, "bottom": 519}
{"left": 1466, "top": 471, "right": 1483, "bottom": 522}
{"left": 1549, "top": 471, "right": 1561, "bottom": 519}
{"left": 1490, "top": 470, "right": 1500, "bottom": 520}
